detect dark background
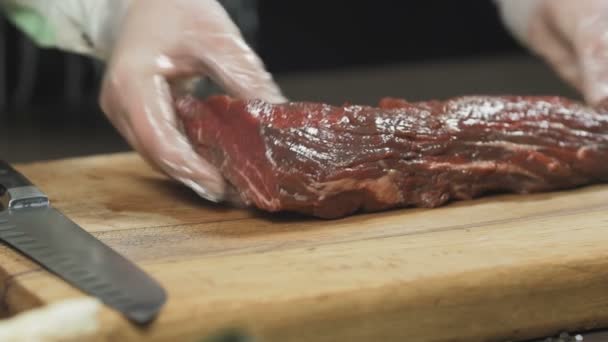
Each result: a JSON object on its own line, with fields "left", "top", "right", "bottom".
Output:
{"left": 257, "top": 1, "right": 522, "bottom": 73}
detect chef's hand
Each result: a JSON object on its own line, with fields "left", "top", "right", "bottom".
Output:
{"left": 496, "top": 0, "right": 608, "bottom": 105}
{"left": 100, "top": 0, "right": 286, "bottom": 202}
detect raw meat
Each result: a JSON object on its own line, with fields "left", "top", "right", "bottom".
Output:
{"left": 176, "top": 95, "right": 608, "bottom": 219}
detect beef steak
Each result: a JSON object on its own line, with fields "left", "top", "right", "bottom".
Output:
{"left": 176, "top": 95, "right": 608, "bottom": 218}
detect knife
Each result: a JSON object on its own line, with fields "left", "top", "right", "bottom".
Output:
{"left": 0, "top": 160, "right": 166, "bottom": 324}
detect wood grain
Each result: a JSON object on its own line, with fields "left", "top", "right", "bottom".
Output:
{"left": 1, "top": 152, "right": 608, "bottom": 342}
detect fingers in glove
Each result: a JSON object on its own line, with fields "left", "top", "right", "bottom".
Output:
{"left": 180, "top": 0, "right": 286, "bottom": 103}
{"left": 573, "top": 15, "right": 608, "bottom": 104}
{"left": 528, "top": 4, "right": 583, "bottom": 93}
{"left": 193, "top": 38, "right": 286, "bottom": 103}
{"left": 97, "top": 0, "right": 287, "bottom": 204}
{"left": 102, "top": 71, "right": 226, "bottom": 202}
{"left": 541, "top": 0, "right": 608, "bottom": 104}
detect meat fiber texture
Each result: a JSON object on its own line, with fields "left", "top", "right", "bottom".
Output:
{"left": 176, "top": 95, "right": 608, "bottom": 219}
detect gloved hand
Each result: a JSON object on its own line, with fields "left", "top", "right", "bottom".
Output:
{"left": 100, "top": 0, "right": 286, "bottom": 202}
{"left": 496, "top": 0, "right": 608, "bottom": 105}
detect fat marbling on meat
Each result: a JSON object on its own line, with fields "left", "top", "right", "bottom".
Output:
{"left": 176, "top": 95, "right": 608, "bottom": 218}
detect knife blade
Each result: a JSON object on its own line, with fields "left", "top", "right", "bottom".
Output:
{"left": 0, "top": 160, "right": 166, "bottom": 324}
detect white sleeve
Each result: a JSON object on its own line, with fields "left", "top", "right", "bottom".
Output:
{"left": 493, "top": 0, "right": 544, "bottom": 46}
{"left": 0, "top": 0, "right": 132, "bottom": 60}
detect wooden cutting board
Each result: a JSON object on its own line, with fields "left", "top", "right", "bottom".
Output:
{"left": 1, "top": 152, "right": 608, "bottom": 342}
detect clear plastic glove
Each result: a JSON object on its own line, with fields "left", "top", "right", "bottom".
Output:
{"left": 496, "top": 0, "right": 608, "bottom": 104}
{"left": 100, "top": 0, "right": 286, "bottom": 202}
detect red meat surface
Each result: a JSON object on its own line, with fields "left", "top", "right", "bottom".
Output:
{"left": 176, "top": 95, "right": 608, "bottom": 218}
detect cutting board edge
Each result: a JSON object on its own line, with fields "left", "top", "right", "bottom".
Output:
{"left": 8, "top": 252, "right": 608, "bottom": 342}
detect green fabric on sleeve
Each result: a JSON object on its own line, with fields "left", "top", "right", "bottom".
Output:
{"left": 1, "top": 2, "right": 55, "bottom": 47}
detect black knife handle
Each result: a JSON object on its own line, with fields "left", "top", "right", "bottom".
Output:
{"left": 0, "top": 160, "right": 33, "bottom": 191}
{"left": 0, "top": 160, "right": 48, "bottom": 209}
